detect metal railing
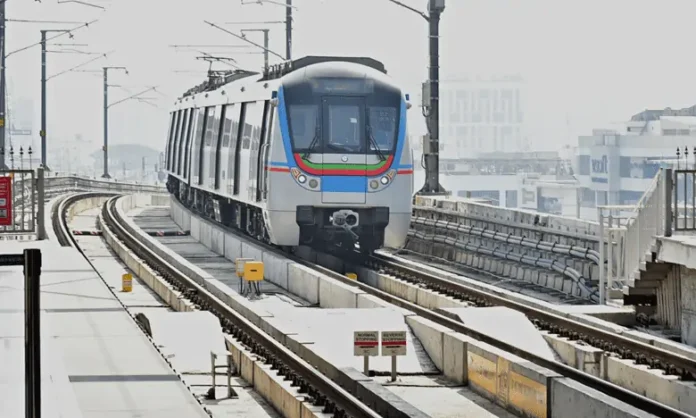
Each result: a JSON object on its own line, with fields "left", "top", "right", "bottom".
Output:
{"left": 670, "top": 168, "right": 696, "bottom": 232}
{"left": 0, "top": 172, "right": 165, "bottom": 239}
{"left": 598, "top": 169, "right": 667, "bottom": 303}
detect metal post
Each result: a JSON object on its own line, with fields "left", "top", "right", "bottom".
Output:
{"left": 285, "top": 0, "right": 292, "bottom": 60}
{"left": 0, "top": 1, "right": 6, "bottom": 170}
{"left": 598, "top": 208, "right": 605, "bottom": 305}
{"left": 665, "top": 169, "right": 673, "bottom": 237}
{"left": 262, "top": 29, "right": 269, "bottom": 69}
{"left": 363, "top": 355, "right": 369, "bottom": 376}
{"left": 102, "top": 68, "right": 110, "bottom": 178}
{"left": 40, "top": 31, "right": 47, "bottom": 170}
{"left": 24, "top": 248, "right": 42, "bottom": 418}
{"left": 418, "top": 0, "right": 447, "bottom": 195}
{"left": 390, "top": 355, "right": 397, "bottom": 382}
{"left": 36, "top": 167, "right": 45, "bottom": 240}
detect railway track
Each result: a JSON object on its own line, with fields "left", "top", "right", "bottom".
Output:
{"left": 357, "top": 251, "right": 696, "bottom": 376}
{"left": 53, "top": 192, "right": 117, "bottom": 246}
{"left": 99, "top": 195, "right": 381, "bottom": 418}
{"left": 167, "top": 195, "right": 689, "bottom": 417}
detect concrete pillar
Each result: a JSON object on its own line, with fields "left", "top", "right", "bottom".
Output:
{"left": 681, "top": 266, "right": 696, "bottom": 346}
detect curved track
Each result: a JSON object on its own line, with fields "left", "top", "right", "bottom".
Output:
{"left": 52, "top": 192, "right": 117, "bottom": 247}
{"left": 100, "top": 195, "right": 381, "bottom": 418}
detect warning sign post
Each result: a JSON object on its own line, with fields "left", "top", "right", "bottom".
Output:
{"left": 0, "top": 176, "right": 12, "bottom": 227}
{"left": 381, "top": 331, "right": 407, "bottom": 382}
{"left": 353, "top": 331, "right": 379, "bottom": 375}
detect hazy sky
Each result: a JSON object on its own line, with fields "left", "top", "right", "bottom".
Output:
{"left": 6, "top": 0, "right": 696, "bottom": 158}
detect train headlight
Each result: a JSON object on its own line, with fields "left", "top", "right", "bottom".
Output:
{"left": 370, "top": 180, "right": 379, "bottom": 189}
{"left": 309, "top": 179, "right": 318, "bottom": 188}
{"left": 380, "top": 176, "right": 389, "bottom": 185}
{"left": 298, "top": 175, "right": 307, "bottom": 184}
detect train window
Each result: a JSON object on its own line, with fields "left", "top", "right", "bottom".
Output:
{"left": 367, "top": 106, "right": 398, "bottom": 153}
{"left": 226, "top": 104, "right": 241, "bottom": 195}
{"left": 241, "top": 102, "right": 261, "bottom": 150}
{"left": 221, "top": 105, "right": 234, "bottom": 147}
{"left": 288, "top": 105, "right": 318, "bottom": 150}
{"left": 206, "top": 106, "right": 221, "bottom": 188}
{"left": 183, "top": 108, "right": 197, "bottom": 179}
{"left": 178, "top": 109, "right": 191, "bottom": 176}
{"left": 324, "top": 99, "right": 365, "bottom": 154}
{"left": 192, "top": 108, "right": 207, "bottom": 184}
{"left": 165, "top": 112, "right": 176, "bottom": 170}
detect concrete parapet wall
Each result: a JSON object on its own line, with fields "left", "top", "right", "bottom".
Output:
{"left": 404, "top": 315, "right": 659, "bottom": 418}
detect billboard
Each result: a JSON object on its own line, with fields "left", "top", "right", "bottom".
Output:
{"left": 0, "top": 176, "right": 12, "bottom": 226}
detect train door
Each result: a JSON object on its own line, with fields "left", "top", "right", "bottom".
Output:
{"left": 320, "top": 96, "right": 367, "bottom": 204}
{"left": 257, "top": 102, "right": 274, "bottom": 202}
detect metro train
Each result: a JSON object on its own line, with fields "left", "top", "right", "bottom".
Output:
{"left": 164, "top": 56, "right": 414, "bottom": 253}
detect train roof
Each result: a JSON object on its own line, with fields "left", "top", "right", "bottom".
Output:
{"left": 179, "top": 55, "right": 387, "bottom": 99}
{"left": 262, "top": 56, "right": 386, "bottom": 80}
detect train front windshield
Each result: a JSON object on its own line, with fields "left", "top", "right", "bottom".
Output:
{"left": 285, "top": 77, "right": 401, "bottom": 156}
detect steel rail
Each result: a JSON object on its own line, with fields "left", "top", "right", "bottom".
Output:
{"left": 366, "top": 252, "right": 696, "bottom": 378}
{"left": 52, "top": 192, "right": 117, "bottom": 246}
{"left": 101, "top": 196, "right": 381, "bottom": 418}
{"left": 171, "top": 194, "right": 689, "bottom": 418}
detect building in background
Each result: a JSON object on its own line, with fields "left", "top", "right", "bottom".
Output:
{"left": 90, "top": 144, "right": 162, "bottom": 184}
{"left": 576, "top": 105, "right": 696, "bottom": 220}
{"left": 439, "top": 75, "right": 527, "bottom": 158}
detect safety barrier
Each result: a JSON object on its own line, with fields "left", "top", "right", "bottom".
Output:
{"left": 0, "top": 172, "right": 165, "bottom": 239}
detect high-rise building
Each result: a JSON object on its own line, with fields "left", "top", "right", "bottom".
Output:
{"left": 440, "top": 75, "right": 527, "bottom": 158}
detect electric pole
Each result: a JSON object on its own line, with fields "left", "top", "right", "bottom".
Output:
{"left": 40, "top": 30, "right": 46, "bottom": 168}
{"left": 285, "top": 0, "right": 292, "bottom": 60}
{"left": 40, "top": 28, "right": 73, "bottom": 170}
{"left": 386, "top": 0, "right": 447, "bottom": 195}
{"left": 101, "top": 66, "right": 127, "bottom": 178}
{"left": 420, "top": 0, "right": 447, "bottom": 195}
{"left": 0, "top": 1, "right": 6, "bottom": 169}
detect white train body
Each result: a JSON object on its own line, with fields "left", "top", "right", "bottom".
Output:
{"left": 165, "top": 56, "right": 413, "bottom": 253}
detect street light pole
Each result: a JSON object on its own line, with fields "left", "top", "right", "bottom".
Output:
{"left": 101, "top": 66, "right": 127, "bottom": 178}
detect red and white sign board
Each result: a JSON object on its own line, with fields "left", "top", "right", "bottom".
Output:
{"left": 353, "top": 331, "right": 379, "bottom": 356}
{"left": 0, "top": 176, "right": 12, "bottom": 226}
{"left": 381, "top": 331, "right": 407, "bottom": 356}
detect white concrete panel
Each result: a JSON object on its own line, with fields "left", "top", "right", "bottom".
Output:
{"left": 443, "top": 306, "right": 556, "bottom": 360}
{"left": 288, "top": 264, "right": 319, "bottom": 305}
{"left": 144, "top": 311, "right": 226, "bottom": 374}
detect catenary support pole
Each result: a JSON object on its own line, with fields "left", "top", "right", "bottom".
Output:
{"left": 285, "top": 0, "right": 292, "bottom": 60}
{"left": 419, "top": 0, "right": 447, "bottom": 195}
{"left": 36, "top": 167, "right": 45, "bottom": 240}
{"left": 0, "top": 1, "right": 7, "bottom": 169}
{"left": 40, "top": 31, "right": 47, "bottom": 169}
{"left": 102, "top": 67, "right": 110, "bottom": 178}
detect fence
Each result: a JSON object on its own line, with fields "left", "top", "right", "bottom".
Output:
{"left": 597, "top": 169, "right": 668, "bottom": 304}
{"left": 0, "top": 169, "right": 38, "bottom": 235}
{"left": 0, "top": 171, "right": 166, "bottom": 240}
{"left": 670, "top": 168, "right": 696, "bottom": 233}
